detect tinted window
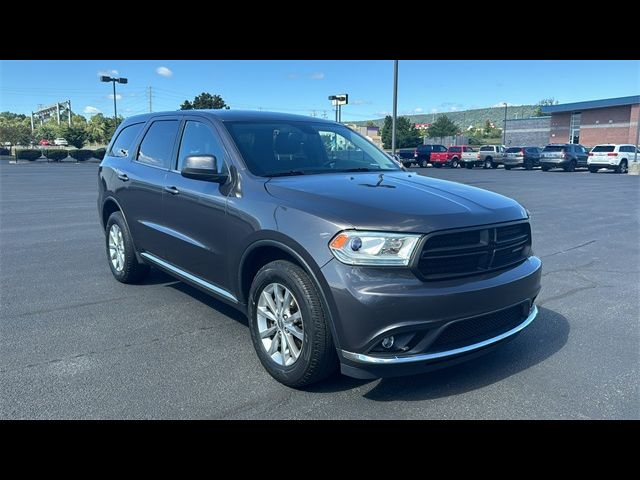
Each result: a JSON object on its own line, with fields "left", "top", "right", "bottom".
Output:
{"left": 136, "top": 120, "right": 180, "bottom": 169}
{"left": 225, "top": 121, "right": 399, "bottom": 176}
{"left": 506, "top": 147, "right": 522, "bottom": 153}
{"left": 542, "top": 145, "right": 566, "bottom": 152}
{"left": 437, "top": 145, "right": 447, "bottom": 152}
{"left": 177, "top": 121, "right": 227, "bottom": 173}
{"left": 618, "top": 146, "right": 632, "bottom": 153}
{"left": 479, "top": 146, "right": 493, "bottom": 151}
{"left": 449, "top": 147, "right": 461, "bottom": 153}
{"left": 109, "top": 123, "right": 144, "bottom": 158}
{"left": 464, "top": 146, "right": 476, "bottom": 152}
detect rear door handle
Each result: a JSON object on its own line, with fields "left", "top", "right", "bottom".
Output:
{"left": 117, "top": 172, "right": 129, "bottom": 182}
{"left": 164, "top": 186, "right": 180, "bottom": 195}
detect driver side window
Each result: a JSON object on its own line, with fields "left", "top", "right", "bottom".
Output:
{"left": 176, "top": 121, "right": 228, "bottom": 174}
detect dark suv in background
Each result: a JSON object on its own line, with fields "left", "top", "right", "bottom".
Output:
{"left": 98, "top": 110, "right": 541, "bottom": 387}
{"left": 413, "top": 144, "right": 447, "bottom": 168}
{"left": 540, "top": 143, "right": 589, "bottom": 172}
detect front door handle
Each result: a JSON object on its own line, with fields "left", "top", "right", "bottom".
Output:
{"left": 117, "top": 172, "right": 129, "bottom": 181}
{"left": 164, "top": 186, "right": 180, "bottom": 195}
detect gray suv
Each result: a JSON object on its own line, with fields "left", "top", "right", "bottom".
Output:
{"left": 540, "top": 143, "right": 589, "bottom": 172}
{"left": 98, "top": 110, "right": 542, "bottom": 387}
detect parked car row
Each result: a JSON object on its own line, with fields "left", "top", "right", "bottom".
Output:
{"left": 396, "top": 143, "right": 638, "bottom": 174}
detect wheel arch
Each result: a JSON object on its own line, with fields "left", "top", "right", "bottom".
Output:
{"left": 238, "top": 236, "right": 342, "bottom": 349}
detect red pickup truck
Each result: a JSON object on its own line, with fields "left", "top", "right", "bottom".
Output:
{"left": 429, "top": 145, "right": 476, "bottom": 168}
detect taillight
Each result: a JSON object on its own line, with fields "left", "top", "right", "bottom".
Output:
{"left": 588, "top": 153, "right": 593, "bottom": 156}
{"left": 477, "top": 153, "right": 480, "bottom": 159}
{"left": 607, "top": 152, "right": 618, "bottom": 156}
{"left": 521, "top": 148, "right": 526, "bottom": 155}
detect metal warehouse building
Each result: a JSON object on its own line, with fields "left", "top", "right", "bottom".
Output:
{"left": 541, "top": 95, "right": 640, "bottom": 147}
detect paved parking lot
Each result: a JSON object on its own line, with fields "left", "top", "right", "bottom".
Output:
{"left": 1, "top": 162, "right": 638, "bottom": 419}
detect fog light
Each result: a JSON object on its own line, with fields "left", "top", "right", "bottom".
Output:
{"left": 381, "top": 336, "right": 394, "bottom": 349}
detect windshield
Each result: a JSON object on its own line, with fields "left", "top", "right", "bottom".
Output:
{"left": 591, "top": 145, "right": 615, "bottom": 153}
{"left": 224, "top": 121, "right": 401, "bottom": 177}
{"left": 543, "top": 145, "right": 566, "bottom": 152}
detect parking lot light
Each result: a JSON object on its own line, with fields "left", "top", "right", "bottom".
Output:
{"left": 101, "top": 76, "right": 128, "bottom": 126}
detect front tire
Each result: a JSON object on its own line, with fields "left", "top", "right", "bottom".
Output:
{"left": 589, "top": 166, "right": 599, "bottom": 173}
{"left": 524, "top": 159, "right": 533, "bottom": 170}
{"left": 563, "top": 160, "right": 576, "bottom": 172}
{"left": 465, "top": 162, "right": 473, "bottom": 169}
{"left": 420, "top": 159, "right": 428, "bottom": 168}
{"left": 248, "top": 260, "right": 338, "bottom": 388}
{"left": 105, "top": 211, "right": 150, "bottom": 283}
{"left": 504, "top": 165, "right": 512, "bottom": 170}
{"left": 541, "top": 164, "right": 550, "bottom": 172}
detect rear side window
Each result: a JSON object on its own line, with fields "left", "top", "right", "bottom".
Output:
{"left": 480, "top": 146, "right": 493, "bottom": 151}
{"left": 136, "top": 120, "right": 180, "bottom": 169}
{"left": 108, "top": 123, "right": 144, "bottom": 157}
{"left": 449, "top": 147, "right": 461, "bottom": 153}
{"left": 618, "top": 146, "right": 632, "bottom": 153}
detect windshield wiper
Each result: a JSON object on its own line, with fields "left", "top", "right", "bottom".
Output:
{"left": 263, "top": 170, "right": 306, "bottom": 177}
{"left": 334, "top": 167, "right": 377, "bottom": 172}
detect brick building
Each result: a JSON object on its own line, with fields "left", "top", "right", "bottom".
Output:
{"left": 504, "top": 116, "right": 551, "bottom": 147}
{"left": 541, "top": 95, "right": 640, "bottom": 147}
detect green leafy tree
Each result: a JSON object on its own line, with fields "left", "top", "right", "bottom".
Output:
{"left": 86, "top": 114, "right": 108, "bottom": 145}
{"left": 0, "top": 118, "right": 32, "bottom": 146}
{"left": 380, "top": 116, "right": 422, "bottom": 149}
{"left": 180, "top": 92, "right": 230, "bottom": 110}
{"left": 533, "top": 98, "right": 558, "bottom": 116}
{"left": 59, "top": 124, "right": 88, "bottom": 148}
{"left": 34, "top": 122, "right": 62, "bottom": 143}
{"left": 426, "top": 115, "right": 460, "bottom": 138}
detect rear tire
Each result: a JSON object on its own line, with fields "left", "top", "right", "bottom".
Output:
{"left": 450, "top": 158, "right": 459, "bottom": 168}
{"left": 420, "top": 159, "right": 428, "bottom": 168}
{"left": 465, "top": 162, "right": 473, "bottom": 169}
{"left": 434, "top": 163, "right": 442, "bottom": 168}
{"left": 541, "top": 165, "right": 550, "bottom": 171}
{"left": 563, "top": 160, "right": 576, "bottom": 172}
{"left": 524, "top": 160, "right": 533, "bottom": 170}
{"left": 589, "top": 166, "right": 599, "bottom": 173}
{"left": 248, "top": 260, "right": 338, "bottom": 388}
{"left": 105, "top": 211, "right": 150, "bottom": 284}
{"left": 483, "top": 158, "right": 492, "bottom": 169}
{"left": 504, "top": 165, "right": 512, "bottom": 170}
{"left": 617, "top": 160, "right": 628, "bottom": 174}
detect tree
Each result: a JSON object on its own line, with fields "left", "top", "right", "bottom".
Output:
{"left": 180, "top": 92, "right": 230, "bottom": 110}
{"left": 380, "top": 116, "right": 422, "bottom": 149}
{"left": 59, "top": 124, "right": 88, "bottom": 148}
{"left": 86, "top": 114, "right": 109, "bottom": 145}
{"left": 0, "top": 118, "right": 31, "bottom": 146}
{"left": 426, "top": 115, "right": 460, "bottom": 138}
{"left": 366, "top": 121, "right": 376, "bottom": 127}
{"left": 533, "top": 98, "right": 558, "bottom": 117}
{"left": 33, "top": 122, "right": 62, "bottom": 143}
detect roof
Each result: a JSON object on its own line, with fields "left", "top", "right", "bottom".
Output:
{"left": 541, "top": 95, "right": 640, "bottom": 114}
{"left": 123, "top": 109, "right": 336, "bottom": 124}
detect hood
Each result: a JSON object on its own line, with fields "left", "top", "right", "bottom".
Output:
{"left": 265, "top": 172, "right": 527, "bottom": 233}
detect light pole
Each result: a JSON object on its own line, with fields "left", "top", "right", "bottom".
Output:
{"left": 100, "top": 75, "right": 128, "bottom": 126}
{"left": 392, "top": 60, "right": 398, "bottom": 155}
{"left": 328, "top": 94, "right": 348, "bottom": 123}
{"left": 502, "top": 102, "right": 508, "bottom": 146}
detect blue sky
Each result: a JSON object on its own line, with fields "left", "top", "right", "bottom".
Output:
{"left": 1, "top": 60, "right": 638, "bottom": 121}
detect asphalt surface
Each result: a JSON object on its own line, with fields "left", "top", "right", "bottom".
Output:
{"left": 1, "top": 161, "right": 638, "bottom": 419}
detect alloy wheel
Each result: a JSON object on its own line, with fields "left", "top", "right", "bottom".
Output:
{"left": 257, "top": 283, "right": 304, "bottom": 367}
{"left": 108, "top": 224, "right": 125, "bottom": 272}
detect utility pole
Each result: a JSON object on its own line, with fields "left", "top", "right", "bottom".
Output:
{"left": 148, "top": 86, "right": 153, "bottom": 113}
{"left": 67, "top": 100, "right": 72, "bottom": 126}
{"left": 502, "top": 102, "right": 508, "bottom": 146}
{"left": 392, "top": 60, "right": 398, "bottom": 155}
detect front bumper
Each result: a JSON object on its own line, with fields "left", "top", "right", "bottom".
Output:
{"left": 321, "top": 256, "right": 542, "bottom": 379}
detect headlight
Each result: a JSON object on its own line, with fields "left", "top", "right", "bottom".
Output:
{"left": 329, "top": 231, "right": 422, "bottom": 266}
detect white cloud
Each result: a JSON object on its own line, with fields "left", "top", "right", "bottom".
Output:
{"left": 287, "top": 73, "right": 300, "bottom": 79}
{"left": 430, "top": 108, "right": 439, "bottom": 113}
{"left": 450, "top": 106, "right": 458, "bottom": 111}
{"left": 107, "top": 94, "right": 123, "bottom": 100}
{"left": 83, "top": 106, "right": 101, "bottom": 115}
{"left": 98, "top": 69, "right": 118, "bottom": 77}
{"left": 156, "top": 66, "right": 173, "bottom": 77}
{"left": 309, "top": 72, "right": 325, "bottom": 80}
{"left": 414, "top": 107, "right": 423, "bottom": 113}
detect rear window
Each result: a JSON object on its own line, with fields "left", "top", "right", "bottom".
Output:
{"left": 542, "top": 145, "right": 566, "bottom": 152}
{"left": 479, "top": 146, "right": 493, "bottom": 151}
{"left": 449, "top": 147, "right": 461, "bottom": 152}
{"left": 506, "top": 147, "right": 522, "bottom": 153}
{"left": 591, "top": 145, "right": 616, "bottom": 153}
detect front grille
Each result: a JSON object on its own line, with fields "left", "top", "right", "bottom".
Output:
{"left": 417, "top": 222, "right": 531, "bottom": 281}
{"left": 428, "top": 303, "right": 528, "bottom": 353}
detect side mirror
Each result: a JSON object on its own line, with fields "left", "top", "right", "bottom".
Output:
{"left": 181, "top": 155, "right": 227, "bottom": 183}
